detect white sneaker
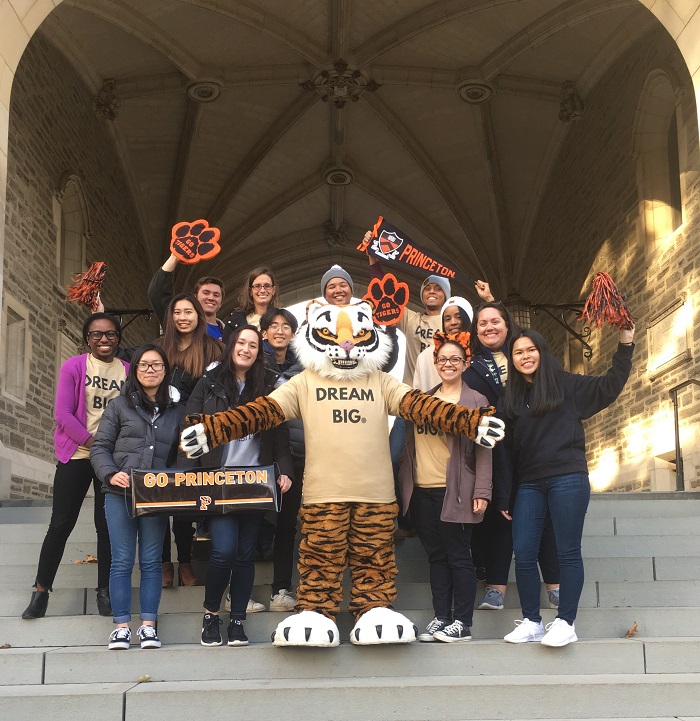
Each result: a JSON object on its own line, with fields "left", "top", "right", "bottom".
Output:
{"left": 246, "top": 598, "right": 266, "bottom": 613}
{"left": 269, "top": 588, "right": 296, "bottom": 612}
{"left": 541, "top": 618, "right": 577, "bottom": 647}
{"left": 503, "top": 618, "right": 545, "bottom": 643}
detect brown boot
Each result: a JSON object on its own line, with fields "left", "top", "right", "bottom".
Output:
{"left": 162, "top": 562, "right": 174, "bottom": 588}
{"left": 178, "top": 562, "right": 197, "bottom": 586}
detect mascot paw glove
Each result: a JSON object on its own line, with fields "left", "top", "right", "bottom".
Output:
{"left": 350, "top": 607, "right": 417, "bottom": 645}
{"left": 272, "top": 611, "right": 340, "bottom": 648}
{"left": 180, "top": 422, "right": 209, "bottom": 458}
{"left": 475, "top": 416, "right": 506, "bottom": 448}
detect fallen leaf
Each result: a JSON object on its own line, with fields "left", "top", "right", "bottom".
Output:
{"left": 73, "top": 555, "right": 98, "bottom": 564}
{"left": 624, "top": 621, "right": 638, "bottom": 638}
{"left": 136, "top": 675, "right": 152, "bottom": 683}
{"left": 1, "top": 643, "right": 11, "bottom": 649}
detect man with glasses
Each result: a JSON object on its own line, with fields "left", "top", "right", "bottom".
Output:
{"left": 260, "top": 307, "right": 305, "bottom": 613}
{"left": 148, "top": 252, "right": 225, "bottom": 340}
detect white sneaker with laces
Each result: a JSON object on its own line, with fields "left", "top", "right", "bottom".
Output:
{"left": 269, "top": 588, "right": 296, "bottom": 612}
{"left": 503, "top": 618, "right": 545, "bottom": 643}
{"left": 541, "top": 618, "right": 577, "bottom": 647}
{"left": 246, "top": 598, "right": 266, "bottom": 613}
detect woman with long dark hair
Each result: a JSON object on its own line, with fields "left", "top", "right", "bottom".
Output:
{"left": 465, "top": 300, "right": 561, "bottom": 613}
{"left": 501, "top": 325, "right": 634, "bottom": 646}
{"left": 183, "top": 325, "right": 293, "bottom": 647}
{"left": 158, "top": 293, "right": 223, "bottom": 587}
{"left": 90, "top": 344, "right": 185, "bottom": 649}
{"left": 22, "top": 313, "right": 127, "bottom": 620}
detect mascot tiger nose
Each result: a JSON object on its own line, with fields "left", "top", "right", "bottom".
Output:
{"left": 181, "top": 299, "right": 505, "bottom": 647}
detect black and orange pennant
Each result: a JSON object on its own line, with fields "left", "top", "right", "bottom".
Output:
{"left": 357, "top": 216, "right": 475, "bottom": 287}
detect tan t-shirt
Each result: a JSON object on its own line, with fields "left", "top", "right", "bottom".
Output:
{"left": 398, "top": 308, "right": 442, "bottom": 386}
{"left": 270, "top": 370, "right": 412, "bottom": 504}
{"left": 73, "top": 355, "right": 126, "bottom": 460}
{"left": 246, "top": 312, "right": 261, "bottom": 329}
{"left": 414, "top": 388, "right": 460, "bottom": 488}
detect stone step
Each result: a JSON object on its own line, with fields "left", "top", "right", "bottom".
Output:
{"left": 3, "top": 607, "right": 698, "bottom": 648}
{"left": 0, "top": 637, "right": 690, "bottom": 686}
{"left": 25, "top": 674, "right": 697, "bottom": 721}
{"left": 7, "top": 577, "right": 697, "bottom": 618}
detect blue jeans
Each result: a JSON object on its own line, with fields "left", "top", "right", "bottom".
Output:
{"left": 204, "top": 512, "right": 262, "bottom": 618}
{"left": 512, "top": 473, "right": 590, "bottom": 625}
{"left": 104, "top": 492, "right": 168, "bottom": 624}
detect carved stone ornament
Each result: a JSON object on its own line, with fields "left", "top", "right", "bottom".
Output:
{"left": 300, "top": 61, "right": 381, "bottom": 109}
{"left": 559, "top": 81, "right": 584, "bottom": 122}
{"left": 323, "top": 220, "right": 349, "bottom": 248}
{"left": 94, "top": 79, "right": 121, "bottom": 121}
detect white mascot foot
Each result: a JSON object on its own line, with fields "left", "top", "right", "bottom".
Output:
{"left": 272, "top": 611, "right": 340, "bottom": 648}
{"left": 350, "top": 607, "right": 417, "bottom": 646}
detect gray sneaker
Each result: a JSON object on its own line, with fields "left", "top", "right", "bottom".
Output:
{"left": 478, "top": 588, "right": 504, "bottom": 610}
{"left": 548, "top": 588, "right": 560, "bottom": 609}
{"left": 417, "top": 617, "right": 449, "bottom": 642}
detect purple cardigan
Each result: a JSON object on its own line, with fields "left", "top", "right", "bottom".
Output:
{"left": 53, "top": 354, "right": 129, "bottom": 463}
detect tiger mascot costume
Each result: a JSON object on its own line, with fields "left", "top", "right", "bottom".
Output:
{"left": 181, "top": 300, "right": 505, "bottom": 647}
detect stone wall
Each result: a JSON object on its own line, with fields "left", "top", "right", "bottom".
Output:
{"left": 1, "top": 33, "right": 158, "bottom": 496}
{"left": 522, "top": 27, "right": 700, "bottom": 492}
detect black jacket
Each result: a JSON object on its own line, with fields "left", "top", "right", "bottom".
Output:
{"left": 500, "top": 343, "right": 633, "bottom": 501}
{"left": 263, "top": 343, "right": 305, "bottom": 459}
{"left": 91, "top": 392, "right": 186, "bottom": 497}
{"left": 179, "top": 365, "right": 294, "bottom": 478}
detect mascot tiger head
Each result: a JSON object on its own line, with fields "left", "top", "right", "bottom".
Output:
{"left": 293, "top": 301, "right": 391, "bottom": 381}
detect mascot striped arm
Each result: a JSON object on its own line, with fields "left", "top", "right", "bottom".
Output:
{"left": 182, "top": 301, "right": 504, "bottom": 647}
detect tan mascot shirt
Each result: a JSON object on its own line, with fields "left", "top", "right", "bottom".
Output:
{"left": 398, "top": 309, "right": 443, "bottom": 386}
{"left": 271, "top": 370, "right": 412, "bottom": 504}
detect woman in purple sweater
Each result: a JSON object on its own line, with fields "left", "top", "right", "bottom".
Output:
{"left": 21, "top": 313, "right": 128, "bottom": 620}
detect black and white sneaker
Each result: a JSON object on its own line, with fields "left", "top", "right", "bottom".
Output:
{"left": 201, "top": 613, "right": 223, "bottom": 646}
{"left": 227, "top": 618, "right": 249, "bottom": 646}
{"left": 137, "top": 625, "right": 161, "bottom": 649}
{"left": 108, "top": 626, "right": 131, "bottom": 650}
{"left": 433, "top": 619, "right": 472, "bottom": 643}
{"left": 417, "top": 617, "right": 449, "bottom": 642}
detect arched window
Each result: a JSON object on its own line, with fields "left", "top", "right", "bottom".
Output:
{"left": 55, "top": 174, "right": 91, "bottom": 290}
{"left": 633, "top": 70, "right": 684, "bottom": 252}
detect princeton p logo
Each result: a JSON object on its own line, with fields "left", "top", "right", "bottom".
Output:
{"left": 199, "top": 495, "right": 212, "bottom": 511}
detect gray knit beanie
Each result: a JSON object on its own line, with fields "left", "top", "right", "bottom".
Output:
{"left": 321, "top": 264, "right": 354, "bottom": 297}
{"left": 420, "top": 274, "right": 451, "bottom": 300}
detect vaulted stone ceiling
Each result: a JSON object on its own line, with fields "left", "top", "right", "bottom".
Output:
{"left": 37, "top": 0, "right": 660, "bottom": 305}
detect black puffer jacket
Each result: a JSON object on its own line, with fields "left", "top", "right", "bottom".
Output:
{"left": 91, "top": 392, "right": 186, "bottom": 497}
{"left": 179, "top": 365, "right": 294, "bottom": 478}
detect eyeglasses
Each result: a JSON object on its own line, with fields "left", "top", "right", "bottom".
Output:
{"left": 436, "top": 356, "right": 466, "bottom": 367}
{"left": 136, "top": 362, "right": 165, "bottom": 372}
{"left": 87, "top": 330, "right": 118, "bottom": 340}
{"left": 268, "top": 323, "right": 292, "bottom": 332}
{"left": 251, "top": 283, "right": 274, "bottom": 291}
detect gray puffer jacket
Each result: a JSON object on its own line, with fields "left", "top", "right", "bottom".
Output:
{"left": 91, "top": 392, "right": 186, "bottom": 497}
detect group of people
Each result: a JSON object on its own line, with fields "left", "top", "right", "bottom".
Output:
{"left": 21, "top": 228, "right": 634, "bottom": 651}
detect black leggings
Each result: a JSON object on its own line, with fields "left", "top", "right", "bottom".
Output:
{"left": 35, "top": 458, "right": 111, "bottom": 590}
{"left": 271, "top": 458, "right": 304, "bottom": 594}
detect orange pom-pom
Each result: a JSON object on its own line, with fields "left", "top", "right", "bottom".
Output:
{"left": 66, "top": 261, "right": 107, "bottom": 312}
{"left": 579, "top": 272, "right": 634, "bottom": 330}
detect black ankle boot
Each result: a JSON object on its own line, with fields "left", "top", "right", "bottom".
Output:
{"left": 22, "top": 590, "right": 49, "bottom": 619}
{"left": 96, "top": 588, "right": 112, "bottom": 617}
